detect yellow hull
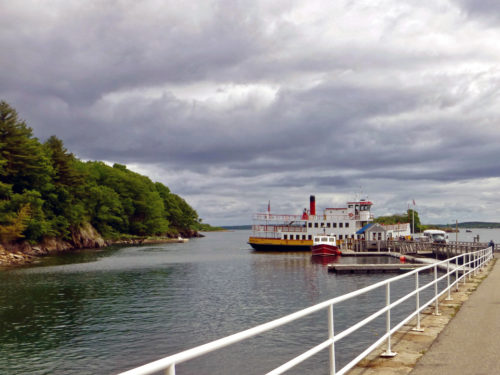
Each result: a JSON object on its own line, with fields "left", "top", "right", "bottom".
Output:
{"left": 248, "top": 237, "right": 313, "bottom": 251}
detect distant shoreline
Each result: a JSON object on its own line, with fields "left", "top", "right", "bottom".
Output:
{"left": 0, "top": 233, "right": 201, "bottom": 269}
{"left": 220, "top": 225, "right": 252, "bottom": 230}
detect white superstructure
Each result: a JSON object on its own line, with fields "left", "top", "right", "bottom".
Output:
{"left": 248, "top": 195, "right": 375, "bottom": 251}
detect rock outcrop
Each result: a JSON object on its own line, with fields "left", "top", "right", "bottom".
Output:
{"left": 0, "top": 223, "right": 200, "bottom": 267}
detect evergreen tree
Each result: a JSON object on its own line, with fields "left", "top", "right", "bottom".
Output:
{"left": 407, "top": 209, "right": 421, "bottom": 232}
{"left": 0, "top": 101, "right": 53, "bottom": 194}
{"left": 0, "top": 101, "right": 206, "bottom": 245}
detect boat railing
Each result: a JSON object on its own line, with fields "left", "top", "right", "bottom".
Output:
{"left": 253, "top": 213, "right": 305, "bottom": 221}
{"left": 252, "top": 225, "right": 308, "bottom": 233}
{"left": 116, "top": 247, "right": 493, "bottom": 375}
{"left": 253, "top": 213, "right": 375, "bottom": 222}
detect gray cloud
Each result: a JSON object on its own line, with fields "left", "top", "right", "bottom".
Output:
{"left": 2, "top": 0, "right": 500, "bottom": 225}
{"left": 453, "top": 0, "right": 500, "bottom": 23}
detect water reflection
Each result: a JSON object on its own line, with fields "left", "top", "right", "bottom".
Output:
{"left": 0, "top": 229, "right": 484, "bottom": 375}
{"left": 310, "top": 254, "right": 340, "bottom": 265}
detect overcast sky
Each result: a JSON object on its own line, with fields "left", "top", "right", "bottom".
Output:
{"left": 1, "top": 0, "right": 500, "bottom": 225}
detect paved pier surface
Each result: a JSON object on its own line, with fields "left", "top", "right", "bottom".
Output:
{"left": 347, "top": 255, "right": 495, "bottom": 375}
{"left": 410, "top": 254, "right": 500, "bottom": 375}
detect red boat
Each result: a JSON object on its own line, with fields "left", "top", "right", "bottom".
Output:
{"left": 311, "top": 235, "right": 341, "bottom": 256}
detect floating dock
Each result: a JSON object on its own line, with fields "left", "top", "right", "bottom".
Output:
{"left": 340, "top": 251, "right": 401, "bottom": 257}
{"left": 328, "top": 251, "right": 467, "bottom": 273}
{"left": 328, "top": 263, "right": 423, "bottom": 273}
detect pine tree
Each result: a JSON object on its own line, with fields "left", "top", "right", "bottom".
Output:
{"left": 0, "top": 101, "right": 53, "bottom": 194}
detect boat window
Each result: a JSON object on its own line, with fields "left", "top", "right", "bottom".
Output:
{"left": 284, "top": 235, "right": 288, "bottom": 240}
{"left": 308, "top": 235, "right": 312, "bottom": 240}
{"left": 321, "top": 237, "right": 328, "bottom": 241}
{"left": 302, "top": 235, "right": 306, "bottom": 240}
{"left": 329, "top": 238, "right": 335, "bottom": 243}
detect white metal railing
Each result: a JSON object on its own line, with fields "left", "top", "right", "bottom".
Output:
{"left": 117, "top": 247, "right": 493, "bottom": 375}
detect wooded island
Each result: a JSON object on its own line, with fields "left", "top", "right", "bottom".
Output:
{"left": 0, "top": 101, "right": 217, "bottom": 265}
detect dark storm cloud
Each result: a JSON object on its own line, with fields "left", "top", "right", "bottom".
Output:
{"left": 60, "top": 81, "right": 427, "bottom": 171}
{"left": 453, "top": 0, "right": 500, "bottom": 23}
{"left": 2, "top": 0, "right": 500, "bottom": 224}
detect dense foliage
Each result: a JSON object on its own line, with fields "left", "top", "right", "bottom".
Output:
{"left": 0, "top": 101, "right": 206, "bottom": 244}
{"left": 374, "top": 209, "right": 421, "bottom": 232}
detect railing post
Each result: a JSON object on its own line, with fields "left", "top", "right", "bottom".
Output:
{"left": 446, "top": 260, "right": 452, "bottom": 300}
{"left": 166, "top": 364, "right": 175, "bottom": 375}
{"left": 381, "top": 282, "right": 397, "bottom": 357}
{"left": 433, "top": 265, "right": 441, "bottom": 316}
{"left": 463, "top": 253, "right": 467, "bottom": 284}
{"left": 474, "top": 253, "right": 478, "bottom": 276}
{"left": 455, "top": 258, "right": 459, "bottom": 291}
{"left": 412, "top": 271, "right": 423, "bottom": 332}
{"left": 328, "top": 304, "right": 336, "bottom": 375}
{"left": 467, "top": 252, "right": 472, "bottom": 281}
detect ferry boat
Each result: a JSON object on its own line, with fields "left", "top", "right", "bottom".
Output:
{"left": 311, "top": 234, "right": 341, "bottom": 256}
{"left": 248, "top": 195, "right": 374, "bottom": 251}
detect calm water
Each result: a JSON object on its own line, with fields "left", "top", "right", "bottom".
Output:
{"left": 1, "top": 229, "right": 498, "bottom": 375}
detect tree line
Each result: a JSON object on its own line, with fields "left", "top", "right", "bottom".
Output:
{"left": 0, "top": 101, "right": 212, "bottom": 245}
{"left": 373, "top": 209, "right": 422, "bottom": 232}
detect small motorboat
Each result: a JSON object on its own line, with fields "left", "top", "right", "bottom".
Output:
{"left": 311, "top": 234, "right": 341, "bottom": 256}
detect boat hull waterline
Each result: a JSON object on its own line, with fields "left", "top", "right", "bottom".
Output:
{"left": 311, "top": 244, "right": 341, "bottom": 256}
{"left": 248, "top": 237, "right": 312, "bottom": 252}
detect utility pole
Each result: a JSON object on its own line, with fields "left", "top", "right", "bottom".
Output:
{"left": 412, "top": 209, "right": 415, "bottom": 235}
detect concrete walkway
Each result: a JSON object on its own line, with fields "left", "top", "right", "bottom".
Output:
{"left": 410, "top": 255, "right": 500, "bottom": 375}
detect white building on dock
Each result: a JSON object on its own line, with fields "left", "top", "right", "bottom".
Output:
{"left": 361, "top": 223, "right": 411, "bottom": 241}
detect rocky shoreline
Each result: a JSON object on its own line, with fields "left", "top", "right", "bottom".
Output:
{"left": 0, "top": 223, "right": 201, "bottom": 268}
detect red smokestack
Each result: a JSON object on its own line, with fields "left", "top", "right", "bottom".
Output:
{"left": 310, "top": 195, "right": 316, "bottom": 216}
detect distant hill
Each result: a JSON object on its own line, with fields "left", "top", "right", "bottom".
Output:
{"left": 434, "top": 222, "right": 500, "bottom": 229}
{"left": 221, "top": 225, "right": 252, "bottom": 230}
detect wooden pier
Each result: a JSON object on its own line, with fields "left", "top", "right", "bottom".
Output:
{"left": 341, "top": 239, "right": 495, "bottom": 258}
